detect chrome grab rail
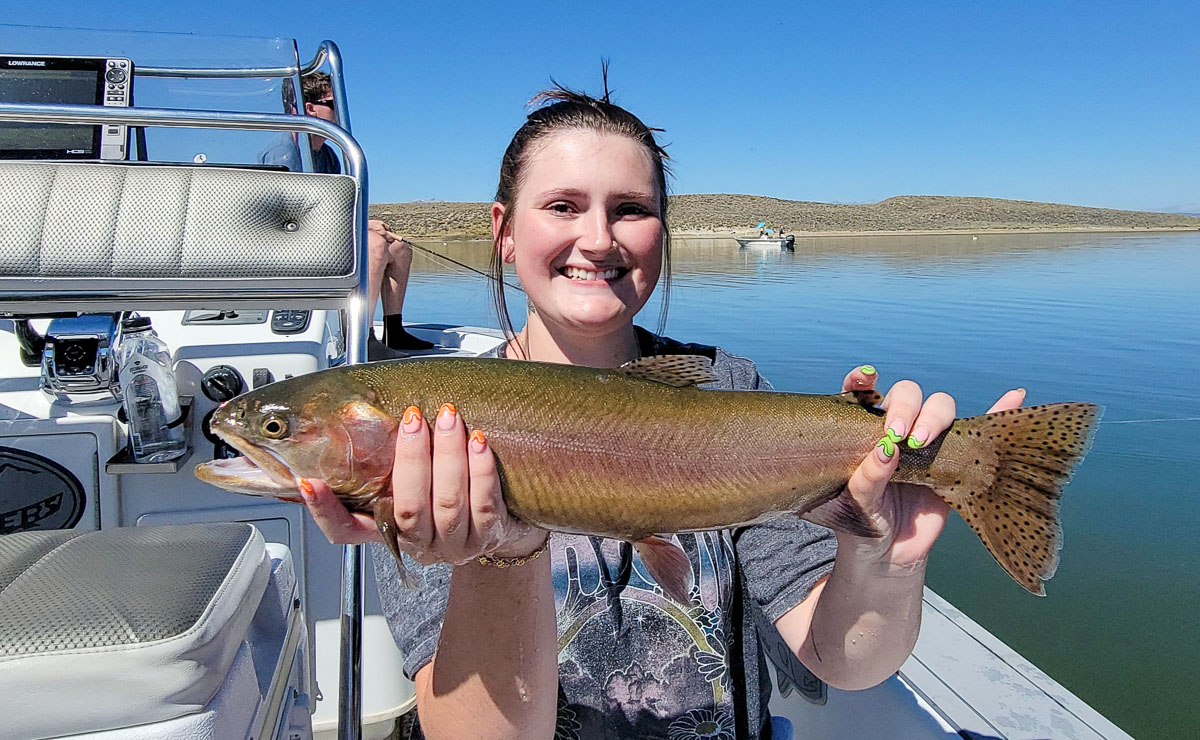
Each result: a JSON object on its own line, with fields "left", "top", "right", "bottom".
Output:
{"left": 0, "top": 101, "right": 356, "bottom": 144}
{"left": 321, "top": 39, "right": 364, "bottom": 740}
{"left": 133, "top": 38, "right": 332, "bottom": 79}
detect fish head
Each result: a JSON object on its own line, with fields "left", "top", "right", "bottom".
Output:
{"left": 195, "top": 371, "right": 399, "bottom": 510}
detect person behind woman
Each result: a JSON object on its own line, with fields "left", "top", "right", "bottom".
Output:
{"left": 259, "top": 73, "right": 431, "bottom": 352}
{"left": 301, "top": 83, "right": 1024, "bottom": 739}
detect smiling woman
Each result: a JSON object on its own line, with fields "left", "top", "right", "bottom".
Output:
{"left": 294, "top": 80, "right": 1028, "bottom": 740}
{"left": 492, "top": 128, "right": 665, "bottom": 366}
{"left": 487, "top": 83, "right": 675, "bottom": 362}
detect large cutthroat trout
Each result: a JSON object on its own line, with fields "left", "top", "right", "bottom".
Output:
{"left": 195, "top": 355, "right": 1101, "bottom": 597}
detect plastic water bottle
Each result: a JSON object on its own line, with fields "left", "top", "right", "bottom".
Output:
{"left": 117, "top": 315, "right": 187, "bottom": 462}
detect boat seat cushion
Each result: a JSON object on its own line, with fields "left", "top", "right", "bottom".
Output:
{"left": 0, "top": 522, "right": 270, "bottom": 738}
{"left": 0, "top": 161, "right": 359, "bottom": 312}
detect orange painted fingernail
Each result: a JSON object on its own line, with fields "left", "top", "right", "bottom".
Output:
{"left": 469, "top": 429, "right": 487, "bottom": 452}
{"left": 437, "top": 403, "right": 457, "bottom": 431}
{"left": 402, "top": 406, "right": 422, "bottom": 433}
{"left": 298, "top": 479, "right": 315, "bottom": 501}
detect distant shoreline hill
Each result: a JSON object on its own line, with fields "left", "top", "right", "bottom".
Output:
{"left": 370, "top": 194, "right": 1200, "bottom": 239}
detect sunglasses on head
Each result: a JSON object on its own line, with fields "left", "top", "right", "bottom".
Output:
{"left": 310, "top": 99, "right": 335, "bottom": 108}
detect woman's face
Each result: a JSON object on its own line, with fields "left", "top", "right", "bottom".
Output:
{"left": 494, "top": 129, "right": 663, "bottom": 340}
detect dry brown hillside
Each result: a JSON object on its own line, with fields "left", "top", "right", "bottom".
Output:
{"left": 370, "top": 194, "right": 1200, "bottom": 239}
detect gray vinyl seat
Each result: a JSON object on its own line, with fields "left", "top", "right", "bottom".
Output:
{"left": 0, "top": 161, "right": 360, "bottom": 313}
{"left": 0, "top": 523, "right": 271, "bottom": 738}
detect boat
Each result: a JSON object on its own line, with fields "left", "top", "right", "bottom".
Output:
{"left": 736, "top": 234, "right": 796, "bottom": 251}
{"left": 735, "top": 236, "right": 788, "bottom": 250}
{"left": 0, "top": 24, "right": 1132, "bottom": 740}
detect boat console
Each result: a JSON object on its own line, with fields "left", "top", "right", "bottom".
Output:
{"left": 0, "top": 25, "right": 406, "bottom": 740}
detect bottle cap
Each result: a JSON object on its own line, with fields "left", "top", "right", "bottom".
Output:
{"left": 121, "top": 315, "right": 152, "bottom": 331}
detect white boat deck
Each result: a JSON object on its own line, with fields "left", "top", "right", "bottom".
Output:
{"left": 901, "top": 589, "right": 1131, "bottom": 739}
{"left": 767, "top": 587, "right": 1132, "bottom": 739}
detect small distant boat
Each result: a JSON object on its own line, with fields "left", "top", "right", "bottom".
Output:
{"left": 736, "top": 235, "right": 796, "bottom": 251}
{"left": 736, "top": 237, "right": 784, "bottom": 249}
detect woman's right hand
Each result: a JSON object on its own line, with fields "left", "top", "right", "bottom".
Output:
{"left": 300, "top": 403, "right": 547, "bottom": 566}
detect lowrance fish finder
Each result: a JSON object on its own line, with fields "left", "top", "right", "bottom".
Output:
{"left": 0, "top": 54, "right": 132, "bottom": 160}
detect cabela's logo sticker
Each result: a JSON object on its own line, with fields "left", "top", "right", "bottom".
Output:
{"left": 0, "top": 448, "right": 86, "bottom": 533}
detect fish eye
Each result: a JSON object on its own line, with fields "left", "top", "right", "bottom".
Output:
{"left": 260, "top": 415, "right": 289, "bottom": 439}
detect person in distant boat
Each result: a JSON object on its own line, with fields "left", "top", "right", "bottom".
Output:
{"left": 260, "top": 73, "right": 432, "bottom": 352}
{"left": 299, "top": 82, "right": 1026, "bottom": 739}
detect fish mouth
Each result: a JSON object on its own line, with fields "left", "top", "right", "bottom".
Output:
{"left": 194, "top": 429, "right": 298, "bottom": 495}
{"left": 559, "top": 265, "right": 628, "bottom": 282}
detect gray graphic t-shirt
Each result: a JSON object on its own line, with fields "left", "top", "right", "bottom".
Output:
{"left": 373, "top": 330, "right": 836, "bottom": 738}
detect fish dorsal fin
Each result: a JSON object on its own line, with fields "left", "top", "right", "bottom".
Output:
{"left": 618, "top": 355, "right": 717, "bottom": 387}
{"left": 836, "top": 389, "right": 885, "bottom": 408}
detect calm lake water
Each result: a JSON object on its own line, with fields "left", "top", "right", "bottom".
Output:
{"left": 398, "top": 231, "right": 1200, "bottom": 739}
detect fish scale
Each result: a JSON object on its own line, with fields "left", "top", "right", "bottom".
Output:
{"left": 196, "top": 356, "right": 1101, "bottom": 596}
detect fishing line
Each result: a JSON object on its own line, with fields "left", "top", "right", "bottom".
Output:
{"left": 407, "top": 241, "right": 525, "bottom": 293}
{"left": 1099, "top": 414, "right": 1200, "bottom": 422}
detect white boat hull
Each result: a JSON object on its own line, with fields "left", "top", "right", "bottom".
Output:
{"left": 736, "top": 237, "right": 787, "bottom": 250}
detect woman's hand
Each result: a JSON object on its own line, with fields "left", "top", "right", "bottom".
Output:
{"left": 300, "top": 403, "right": 547, "bottom": 565}
{"left": 837, "top": 365, "right": 1026, "bottom": 570}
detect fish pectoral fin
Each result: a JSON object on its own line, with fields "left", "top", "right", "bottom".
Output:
{"left": 373, "top": 496, "right": 419, "bottom": 589}
{"left": 801, "top": 494, "right": 886, "bottom": 538}
{"left": 339, "top": 400, "right": 401, "bottom": 435}
{"left": 633, "top": 535, "right": 695, "bottom": 604}
{"left": 618, "top": 355, "right": 718, "bottom": 387}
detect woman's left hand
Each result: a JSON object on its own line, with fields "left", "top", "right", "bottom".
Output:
{"left": 837, "top": 365, "right": 1026, "bottom": 569}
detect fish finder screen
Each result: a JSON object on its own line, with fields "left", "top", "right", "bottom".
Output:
{"left": 0, "top": 69, "right": 99, "bottom": 152}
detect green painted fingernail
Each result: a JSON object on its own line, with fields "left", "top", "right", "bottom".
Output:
{"left": 861, "top": 365, "right": 876, "bottom": 376}
{"left": 907, "top": 426, "right": 929, "bottom": 449}
{"left": 876, "top": 428, "right": 904, "bottom": 457}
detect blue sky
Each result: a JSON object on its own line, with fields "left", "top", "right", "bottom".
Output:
{"left": 6, "top": 2, "right": 1198, "bottom": 212}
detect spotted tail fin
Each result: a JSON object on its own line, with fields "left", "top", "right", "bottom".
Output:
{"left": 905, "top": 402, "right": 1102, "bottom": 595}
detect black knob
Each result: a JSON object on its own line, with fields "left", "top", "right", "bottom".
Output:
{"left": 201, "top": 365, "right": 244, "bottom": 403}
{"left": 105, "top": 68, "right": 127, "bottom": 84}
